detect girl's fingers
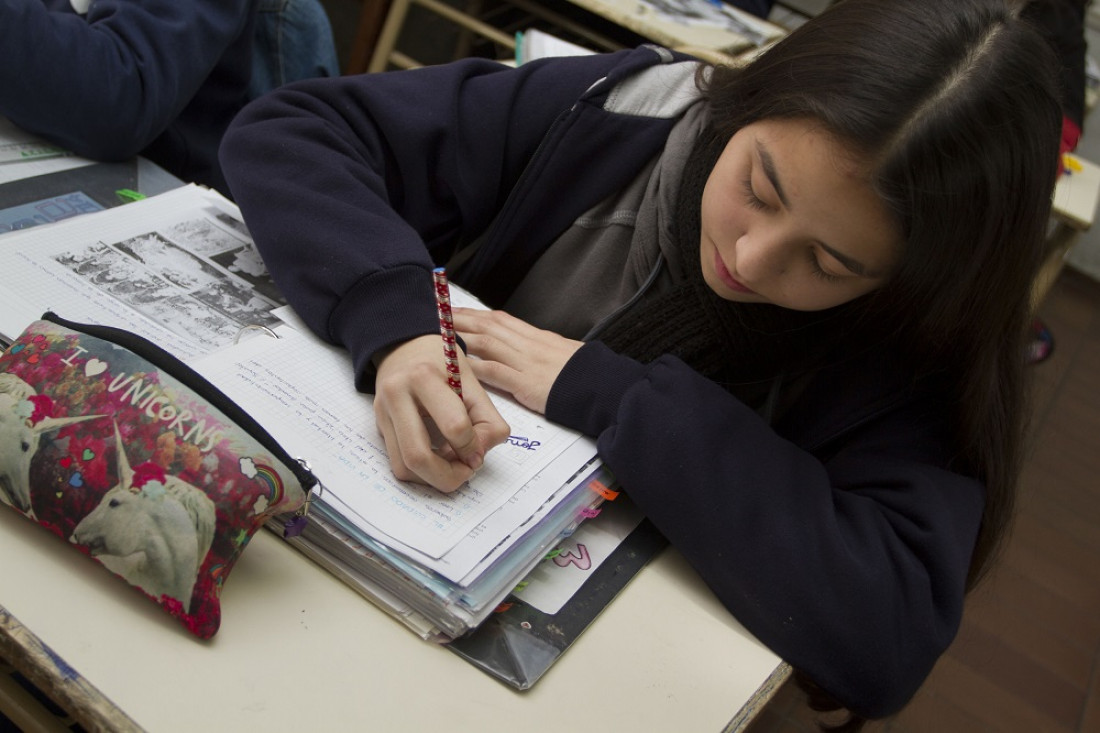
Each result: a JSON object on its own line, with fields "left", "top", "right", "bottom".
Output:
{"left": 373, "top": 333, "right": 509, "bottom": 492}
{"left": 375, "top": 382, "right": 472, "bottom": 491}
{"left": 453, "top": 307, "right": 583, "bottom": 414}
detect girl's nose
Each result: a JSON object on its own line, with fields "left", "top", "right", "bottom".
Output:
{"left": 734, "top": 228, "right": 787, "bottom": 281}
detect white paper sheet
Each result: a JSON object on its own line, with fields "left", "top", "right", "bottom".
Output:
{"left": 191, "top": 325, "right": 593, "bottom": 561}
{"left": 0, "top": 116, "right": 90, "bottom": 184}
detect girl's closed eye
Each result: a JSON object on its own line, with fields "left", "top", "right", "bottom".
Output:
{"left": 808, "top": 250, "right": 844, "bottom": 283}
{"left": 741, "top": 176, "right": 770, "bottom": 211}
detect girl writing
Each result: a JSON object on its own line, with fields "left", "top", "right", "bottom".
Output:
{"left": 219, "top": 0, "right": 1062, "bottom": 722}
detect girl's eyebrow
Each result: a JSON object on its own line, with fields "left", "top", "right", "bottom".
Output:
{"left": 757, "top": 143, "right": 789, "bottom": 208}
{"left": 819, "top": 242, "right": 873, "bottom": 277}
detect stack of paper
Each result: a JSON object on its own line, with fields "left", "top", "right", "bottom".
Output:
{"left": 191, "top": 316, "right": 608, "bottom": 640}
{"left": 284, "top": 459, "right": 609, "bottom": 639}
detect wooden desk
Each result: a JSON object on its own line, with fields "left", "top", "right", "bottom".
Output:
{"left": 365, "top": 0, "right": 784, "bottom": 72}
{"left": 1034, "top": 154, "right": 1100, "bottom": 308}
{"left": 1052, "top": 154, "right": 1100, "bottom": 231}
{"left": 558, "top": 0, "right": 783, "bottom": 53}
{"left": 1, "top": 506, "right": 786, "bottom": 732}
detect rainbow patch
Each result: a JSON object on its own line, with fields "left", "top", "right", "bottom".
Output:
{"left": 252, "top": 464, "right": 285, "bottom": 506}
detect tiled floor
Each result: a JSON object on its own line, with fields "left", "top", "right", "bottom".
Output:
{"left": 746, "top": 265, "right": 1100, "bottom": 732}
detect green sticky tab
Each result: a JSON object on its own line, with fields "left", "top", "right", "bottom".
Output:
{"left": 115, "top": 188, "right": 146, "bottom": 203}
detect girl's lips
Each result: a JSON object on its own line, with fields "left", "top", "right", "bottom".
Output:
{"left": 713, "top": 250, "right": 756, "bottom": 294}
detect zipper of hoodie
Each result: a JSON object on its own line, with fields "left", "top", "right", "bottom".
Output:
{"left": 451, "top": 110, "right": 573, "bottom": 284}
{"left": 452, "top": 69, "right": 622, "bottom": 284}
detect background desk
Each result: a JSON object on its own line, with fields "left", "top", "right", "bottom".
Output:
{"left": 363, "top": 0, "right": 784, "bottom": 72}
{"left": 1035, "top": 154, "right": 1100, "bottom": 308}
{"left": 1, "top": 506, "right": 786, "bottom": 732}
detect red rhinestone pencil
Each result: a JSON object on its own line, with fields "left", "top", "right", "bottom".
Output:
{"left": 432, "top": 267, "right": 463, "bottom": 397}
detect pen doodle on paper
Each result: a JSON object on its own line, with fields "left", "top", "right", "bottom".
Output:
{"left": 552, "top": 543, "right": 592, "bottom": 571}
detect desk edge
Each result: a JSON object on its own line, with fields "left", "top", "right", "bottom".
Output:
{"left": 723, "top": 660, "right": 793, "bottom": 733}
{"left": 0, "top": 603, "right": 144, "bottom": 733}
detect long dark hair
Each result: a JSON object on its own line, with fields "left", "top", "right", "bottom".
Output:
{"left": 701, "top": 0, "right": 1062, "bottom": 725}
{"left": 705, "top": 0, "right": 1060, "bottom": 585}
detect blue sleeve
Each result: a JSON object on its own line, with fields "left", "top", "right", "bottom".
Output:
{"left": 546, "top": 341, "right": 984, "bottom": 718}
{"left": 0, "top": 0, "right": 254, "bottom": 160}
{"left": 219, "top": 52, "right": 633, "bottom": 390}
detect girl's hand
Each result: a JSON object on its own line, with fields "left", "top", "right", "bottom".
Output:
{"left": 453, "top": 307, "right": 583, "bottom": 415}
{"left": 373, "top": 334, "right": 510, "bottom": 492}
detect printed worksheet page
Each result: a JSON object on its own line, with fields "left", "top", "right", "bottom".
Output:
{"left": 0, "top": 185, "right": 281, "bottom": 354}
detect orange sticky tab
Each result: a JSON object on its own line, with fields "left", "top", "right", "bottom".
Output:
{"left": 589, "top": 479, "right": 619, "bottom": 501}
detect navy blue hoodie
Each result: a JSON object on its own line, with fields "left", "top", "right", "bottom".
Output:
{"left": 220, "top": 48, "right": 985, "bottom": 718}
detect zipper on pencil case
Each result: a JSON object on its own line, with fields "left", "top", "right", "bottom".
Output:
{"left": 40, "top": 311, "right": 318, "bottom": 491}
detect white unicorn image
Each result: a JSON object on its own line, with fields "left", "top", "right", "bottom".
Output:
{"left": 71, "top": 423, "right": 217, "bottom": 613}
{"left": 0, "top": 373, "right": 103, "bottom": 518}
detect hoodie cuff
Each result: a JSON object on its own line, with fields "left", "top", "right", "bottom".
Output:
{"left": 329, "top": 264, "right": 439, "bottom": 393}
{"left": 546, "top": 341, "right": 648, "bottom": 437}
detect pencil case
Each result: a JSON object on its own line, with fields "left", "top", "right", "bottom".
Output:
{"left": 0, "top": 313, "right": 317, "bottom": 639}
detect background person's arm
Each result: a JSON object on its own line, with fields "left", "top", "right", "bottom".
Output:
{"left": 0, "top": 0, "right": 254, "bottom": 160}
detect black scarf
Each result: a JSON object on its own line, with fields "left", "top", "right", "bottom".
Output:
{"left": 597, "top": 130, "right": 863, "bottom": 411}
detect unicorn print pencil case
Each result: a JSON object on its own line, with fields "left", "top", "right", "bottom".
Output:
{"left": 0, "top": 313, "right": 316, "bottom": 638}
